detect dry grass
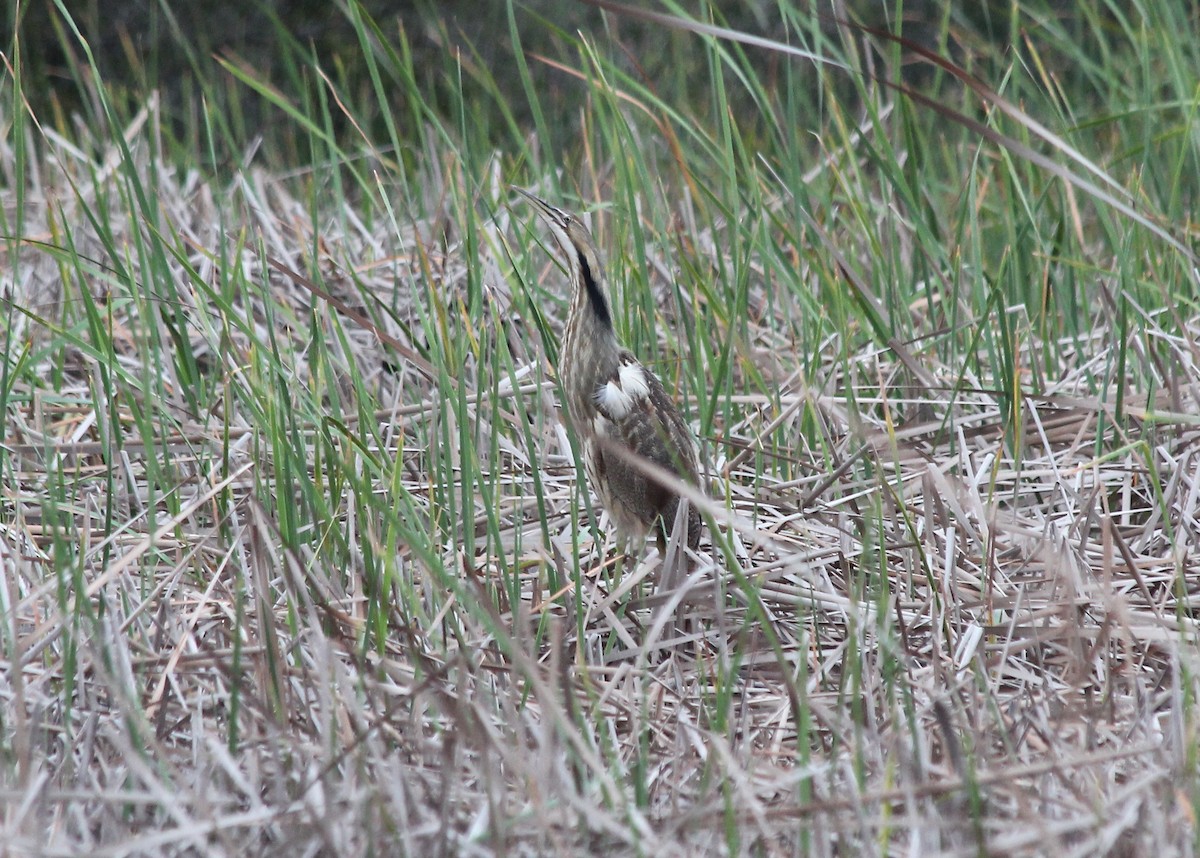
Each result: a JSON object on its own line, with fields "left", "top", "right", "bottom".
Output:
{"left": 1, "top": 84, "right": 1198, "bottom": 856}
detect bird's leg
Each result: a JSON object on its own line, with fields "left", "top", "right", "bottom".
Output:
{"left": 656, "top": 500, "right": 703, "bottom": 647}
{"left": 657, "top": 499, "right": 692, "bottom": 594}
{"left": 613, "top": 525, "right": 642, "bottom": 582}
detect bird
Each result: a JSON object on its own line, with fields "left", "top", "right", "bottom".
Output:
{"left": 515, "top": 188, "right": 703, "bottom": 562}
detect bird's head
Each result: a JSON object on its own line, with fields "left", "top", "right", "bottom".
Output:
{"left": 514, "top": 187, "right": 612, "bottom": 329}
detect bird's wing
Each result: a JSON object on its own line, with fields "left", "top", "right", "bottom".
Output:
{"left": 591, "top": 352, "right": 698, "bottom": 482}
{"left": 589, "top": 351, "right": 703, "bottom": 549}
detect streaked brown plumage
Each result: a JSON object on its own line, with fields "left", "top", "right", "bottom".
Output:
{"left": 516, "top": 188, "right": 702, "bottom": 557}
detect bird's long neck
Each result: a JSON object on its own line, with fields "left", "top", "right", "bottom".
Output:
{"left": 565, "top": 244, "right": 619, "bottom": 363}
{"left": 561, "top": 246, "right": 621, "bottom": 419}
{"left": 576, "top": 250, "right": 612, "bottom": 330}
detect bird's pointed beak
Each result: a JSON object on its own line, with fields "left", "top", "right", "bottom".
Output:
{"left": 511, "top": 186, "right": 568, "bottom": 226}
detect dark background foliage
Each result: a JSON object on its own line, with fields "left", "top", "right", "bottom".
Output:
{"left": 9, "top": 0, "right": 1049, "bottom": 140}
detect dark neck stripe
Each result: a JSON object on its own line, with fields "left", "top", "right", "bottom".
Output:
{"left": 578, "top": 252, "right": 612, "bottom": 329}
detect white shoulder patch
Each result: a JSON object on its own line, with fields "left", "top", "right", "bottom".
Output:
{"left": 596, "top": 380, "right": 634, "bottom": 419}
{"left": 618, "top": 361, "right": 650, "bottom": 400}
{"left": 595, "top": 360, "right": 651, "bottom": 420}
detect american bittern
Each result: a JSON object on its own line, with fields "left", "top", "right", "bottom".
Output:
{"left": 516, "top": 188, "right": 703, "bottom": 559}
